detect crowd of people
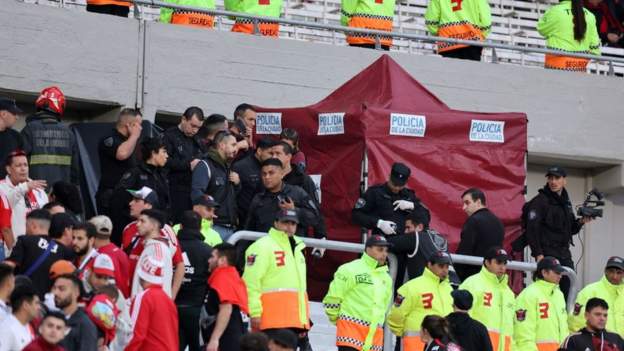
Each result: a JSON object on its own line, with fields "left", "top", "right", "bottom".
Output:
{"left": 0, "top": 84, "right": 623, "bottom": 351}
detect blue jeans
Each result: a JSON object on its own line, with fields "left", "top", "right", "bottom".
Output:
{"left": 213, "top": 225, "right": 235, "bottom": 242}
{"left": 0, "top": 243, "right": 5, "bottom": 261}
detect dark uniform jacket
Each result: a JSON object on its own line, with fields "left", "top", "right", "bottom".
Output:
{"left": 283, "top": 166, "right": 327, "bottom": 238}
{"left": 163, "top": 127, "right": 205, "bottom": 222}
{"left": 21, "top": 111, "right": 80, "bottom": 187}
{"left": 0, "top": 128, "right": 23, "bottom": 179}
{"left": 245, "top": 183, "right": 320, "bottom": 236}
{"left": 232, "top": 153, "right": 262, "bottom": 225}
{"left": 96, "top": 129, "right": 137, "bottom": 215}
{"left": 455, "top": 208, "right": 505, "bottom": 281}
{"left": 191, "top": 149, "right": 239, "bottom": 227}
{"left": 176, "top": 227, "right": 212, "bottom": 307}
{"left": 352, "top": 183, "right": 429, "bottom": 236}
{"left": 59, "top": 307, "right": 98, "bottom": 351}
{"left": 525, "top": 185, "right": 583, "bottom": 263}
{"left": 559, "top": 328, "right": 624, "bottom": 351}
{"left": 447, "top": 311, "right": 493, "bottom": 351}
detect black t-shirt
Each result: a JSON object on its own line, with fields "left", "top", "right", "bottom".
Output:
{"left": 0, "top": 128, "right": 24, "bottom": 179}
{"left": 97, "top": 129, "right": 137, "bottom": 191}
{"left": 204, "top": 286, "right": 245, "bottom": 350}
{"left": 8, "top": 235, "right": 73, "bottom": 298}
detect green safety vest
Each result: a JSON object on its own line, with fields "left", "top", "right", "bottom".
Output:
{"left": 460, "top": 266, "right": 516, "bottom": 351}
{"left": 225, "top": 0, "right": 282, "bottom": 18}
{"left": 513, "top": 279, "right": 568, "bottom": 351}
{"left": 537, "top": 0, "right": 600, "bottom": 55}
{"left": 172, "top": 219, "right": 223, "bottom": 247}
{"left": 323, "top": 253, "right": 392, "bottom": 351}
{"left": 160, "top": 0, "right": 216, "bottom": 24}
{"left": 568, "top": 275, "right": 624, "bottom": 336}
{"left": 424, "top": 0, "right": 491, "bottom": 51}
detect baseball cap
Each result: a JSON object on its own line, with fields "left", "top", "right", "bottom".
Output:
{"left": 537, "top": 256, "right": 566, "bottom": 274}
{"left": 140, "top": 209, "right": 166, "bottom": 229}
{"left": 545, "top": 166, "right": 567, "bottom": 178}
{"left": 484, "top": 247, "right": 509, "bottom": 262}
{"left": 127, "top": 186, "right": 159, "bottom": 207}
{"left": 137, "top": 255, "right": 164, "bottom": 285}
{"left": 605, "top": 256, "right": 624, "bottom": 271}
{"left": 49, "top": 260, "right": 76, "bottom": 280}
{"left": 451, "top": 289, "right": 474, "bottom": 310}
{"left": 0, "top": 96, "right": 23, "bottom": 115}
{"left": 89, "top": 215, "right": 113, "bottom": 236}
{"left": 265, "top": 329, "right": 298, "bottom": 350}
{"left": 275, "top": 209, "right": 299, "bottom": 224}
{"left": 180, "top": 210, "right": 201, "bottom": 230}
{"left": 93, "top": 254, "right": 115, "bottom": 278}
{"left": 429, "top": 251, "right": 452, "bottom": 265}
{"left": 390, "top": 162, "right": 411, "bottom": 187}
{"left": 365, "top": 235, "right": 393, "bottom": 248}
{"left": 192, "top": 195, "right": 220, "bottom": 208}
{"left": 49, "top": 213, "right": 77, "bottom": 237}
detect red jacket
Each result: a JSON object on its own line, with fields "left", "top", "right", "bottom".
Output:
{"left": 126, "top": 285, "right": 179, "bottom": 351}
{"left": 22, "top": 337, "right": 65, "bottom": 351}
{"left": 97, "top": 243, "right": 131, "bottom": 297}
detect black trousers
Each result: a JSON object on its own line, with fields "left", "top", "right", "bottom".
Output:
{"left": 349, "top": 43, "right": 391, "bottom": 51}
{"left": 177, "top": 305, "right": 202, "bottom": 351}
{"left": 86, "top": 4, "right": 130, "bottom": 17}
{"left": 440, "top": 46, "right": 483, "bottom": 61}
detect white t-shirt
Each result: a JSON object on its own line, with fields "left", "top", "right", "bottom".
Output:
{"left": 0, "top": 177, "right": 48, "bottom": 241}
{"left": 0, "top": 314, "right": 33, "bottom": 351}
{"left": 131, "top": 239, "right": 173, "bottom": 298}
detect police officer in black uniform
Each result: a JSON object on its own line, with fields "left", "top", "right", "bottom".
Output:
{"left": 96, "top": 108, "right": 142, "bottom": 217}
{"left": 524, "top": 166, "right": 591, "bottom": 300}
{"left": 352, "top": 162, "right": 430, "bottom": 237}
{"left": 108, "top": 137, "right": 170, "bottom": 246}
{"left": 162, "top": 107, "right": 205, "bottom": 224}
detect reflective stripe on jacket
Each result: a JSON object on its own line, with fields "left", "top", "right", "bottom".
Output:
{"left": 341, "top": 0, "right": 396, "bottom": 46}
{"left": 323, "top": 253, "right": 392, "bottom": 351}
{"left": 160, "top": 0, "right": 216, "bottom": 28}
{"left": 459, "top": 266, "right": 515, "bottom": 351}
{"left": 424, "top": 0, "right": 491, "bottom": 52}
{"left": 242, "top": 228, "right": 309, "bottom": 330}
{"left": 568, "top": 275, "right": 624, "bottom": 336}
{"left": 226, "top": 0, "right": 282, "bottom": 36}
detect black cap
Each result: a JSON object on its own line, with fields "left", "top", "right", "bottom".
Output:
{"left": 49, "top": 213, "right": 77, "bottom": 237}
{"left": 484, "top": 247, "right": 510, "bottom": 262}
{"left": 180, "top": 210, "right": 201, "bottom": 230}
{"left": 451, "top": 289, "right": 474, "bottom": 310}
{"left": 390, "top": 162, "right": 411, "bottom": 186}
{"left": 192, "top": 195, "right": 219, "bottom": 208}
{"left": 605, "top": 256, "right": 624, "bottom": 271}
{"left": 429, "top": 251, "right": 452, "bottom": 265}
{"left": 265, "top": 329, "right": 298, "bottom": 350}
{"left": 140, "top": 209, "right": 167, "bottom": 229}
{"left": 537, "top": 256, "right": 566, "bottom": 274}
{"left": 545, "top": 166, "right": 567, "bottom": 178}
{"left": 275, "top": 209, "right": 299, "bottom": 224}
{"left": 127, "top": 187, "right": 160, "bottom": 207}
{"left": 0, "top": 96, "right": 23, "bottom": 115}
{"left": 365, "top": 235, "right": 393, "bottom": 248}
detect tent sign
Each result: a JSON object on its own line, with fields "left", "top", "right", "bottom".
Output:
{"left": 256, "top": 113, "right": 282, "bottom": 134}
{"left": 469, "top": 120, "right": 505, "bottom": 143}
{"left": 389, "top": 114, "right": 426, "bottom": 137}
{"left": 318, "top": 113, "right": 345, "bottom": 135}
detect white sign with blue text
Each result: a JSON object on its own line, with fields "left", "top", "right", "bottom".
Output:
{"left": 469, "top": 120, "right": 505, "bottom": 143}
{"left": 389, "top": 113, "right": 426, "bottom": 137}
{"left": 256, "top": 112, "right": 282, "bottom": 135}
{"left": 317, "top": 113, "right": 345, "bottom": 136}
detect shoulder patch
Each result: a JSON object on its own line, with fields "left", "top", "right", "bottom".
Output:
{"left": 528, "top": 210, "right": 537, "bottom": 221}
{"left": 122, "top": 172, "right": 132, "bottom": 180}
{"left": 573, "top": 303, "right": 582, "bottom": 316}
{"left": 516, "top": 309, "right": 527, "bottom": 321}
{"left": 354, "top": 198, "right": 366, "bottom": 209}
{"left": 394, "top": 294, "right": 405, "bottom": 307}
{"left": 246, "top": 254, "right": 257, "bottom": 266}
{"left": 103, "top": 136, "right": 114, "bottom": 147}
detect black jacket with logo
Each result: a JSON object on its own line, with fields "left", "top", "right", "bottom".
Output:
{"left": 176, "top": 227, "right": 212, "bottom": 307}
{"left": 559, "top": 328, "right": 624, "bottom": 351}
{"left": 283, "top": 166, "right": 326, "bottom": 238}
{"left": 163, "top": 126, "right": 204, "bottom": 192}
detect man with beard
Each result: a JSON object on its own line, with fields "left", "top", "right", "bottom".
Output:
{"left": 71, "top": 222, "right": 97, "bottom": 273}
{"left": 51, "top": 274, "right": 97, "bottom": 351}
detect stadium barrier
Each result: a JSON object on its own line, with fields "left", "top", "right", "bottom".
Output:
{"left": 228, "top": 230, "right": 579, "bottom": 351}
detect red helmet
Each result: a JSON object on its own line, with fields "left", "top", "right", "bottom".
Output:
{"left": 35, "top": 86, "right": 65, "bottom": 116}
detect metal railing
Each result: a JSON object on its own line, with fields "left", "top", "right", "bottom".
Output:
{"left": 130, "top": 0, "right": 624, "bottom": 76}
{"left": 227, "top": 230, "right": 579, "bottom": 350}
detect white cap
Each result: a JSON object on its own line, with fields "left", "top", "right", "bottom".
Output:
{"left": 137, "top": 255, "right": 164, "bottom": 285}
{"left": 93, "top": 254, "right": 115, "bottom": 278}
{"left": 89, "top": 215, "right": 113, "bottom": 236}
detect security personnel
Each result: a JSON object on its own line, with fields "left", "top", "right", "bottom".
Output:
{"left": 21, "top": 86, "right": 80, "bottom": 189}
{"left": 568, "top": 256, "right": 624, "bottom": 336}
{"left": 424, "top": 0, "right": 491, "bottom": 60}
{"left": 538, "top": 0, "right": 600, "bottom": 71}
{"left": 243, "top": 209, "right": 311, "bottom": 350}
{"left": 226, "top": 0, "right": 283, "bottom": 36}
{"left": 323, "top": 234, "right": 392, "bottom": 351}
{"left": 173, "top": 195, "right": 223, "bottom": 247}
{"left": 160, "top": 0, "right": 216, "bottom": 28}
{"left": 86, "top": 0, "right": 130, "bottom": 17}
{"left": 96, "top": 108, "right": 142, "bottom": 218}
{"left": 341, "top": 0, "right": 396, "bottom": 50}
{"left": 388, "top": 251, "right": 454, "bottom": 351}
{"left": 513, "top": 256, "right": 568, "bottom": 351}
{"left": 246, "top": 158, "right": 320, "bottom": 236}
{"left": 352, "top": 162, "right": 429, "bottom": 238}
{"left": 162, "top": 107, "right": 205, "bottom": 224}
{"left": 459, "top": 247, "right": 515, "bottom": 351}
{"left": 524, "top": 166, "right": 591, "bottom": 301}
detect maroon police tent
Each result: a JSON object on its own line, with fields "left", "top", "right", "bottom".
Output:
{"left": 254, "top": 55, "right": 527, "bottom": 299}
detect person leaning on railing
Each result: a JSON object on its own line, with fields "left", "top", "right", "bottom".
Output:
{"left": 340, "top": 0, "right": 396, "bottom": 50}
{"left": 538, "top": 0, "right": 601, "bottom": 72}
{"left": 225, "top": 0, "right": 283, "bottom": 37}
{"left": 160, "top": 0, "right": 216, "bottom": 29}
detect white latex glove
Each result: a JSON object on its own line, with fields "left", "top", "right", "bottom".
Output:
{"left": 376, "top": 219, "right": 397, "bottom": 235}
{"left": 393, "top": 200, "right": 415, "bottom": 211}
{"left": 311, "top": 237, "right": 327, "bottom": 258}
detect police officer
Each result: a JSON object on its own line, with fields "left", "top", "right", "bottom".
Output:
{"left": 163, "top": 107, "right": 205, "bottom": 224}
{"left": 245, "top": 158, "right": 320, "bottom": 236}
{"left": 524, "top": 166, "right": 592, "bottom": 300}
{"left": 96, "top": 108, "right": 142, "bottom": 218}
{"left": 352, "top": 162, "right": 429, "bottom": 237}
{"left": 323, "top": 234, "right": 393, "bottom": 351}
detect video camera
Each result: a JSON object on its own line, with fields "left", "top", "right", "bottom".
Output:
{"left": 577, "top": 188, "right": 605, "bottom": 219}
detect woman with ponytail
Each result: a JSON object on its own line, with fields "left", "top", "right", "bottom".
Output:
{"left": 538, "top": 0, "right": 601, "bottom": 71}
{"left": 420, "top": 315, "right": 463, "bottom": 351}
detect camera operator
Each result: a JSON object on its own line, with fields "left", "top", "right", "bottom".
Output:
{"left": 524, "top": 166, "right": 593, "bottom": 300}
